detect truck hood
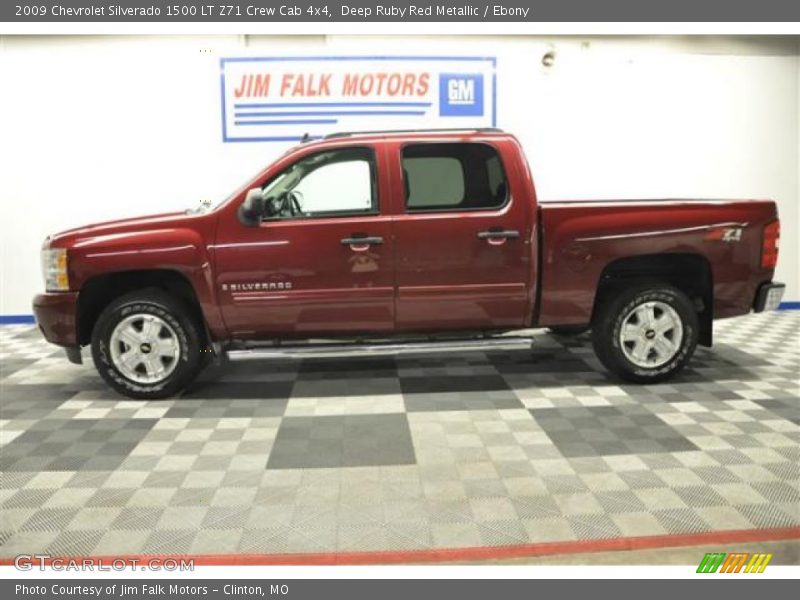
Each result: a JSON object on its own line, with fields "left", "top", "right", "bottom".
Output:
{"left": 46, "top": 211, "right": 205, "bottom": 247}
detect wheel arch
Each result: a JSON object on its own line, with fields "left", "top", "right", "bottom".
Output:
{"left": 77, "top": 269, "right": 209, "bottom": 346}
{"left": 592, "top": 253, "right": 713, "bottom": 347}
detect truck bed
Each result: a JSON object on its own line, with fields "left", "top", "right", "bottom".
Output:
{"left": 537, "top": 198, "right": 778, "bottom": 326}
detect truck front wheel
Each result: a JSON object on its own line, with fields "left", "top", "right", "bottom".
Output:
{"left": 91, "top": 289, "right": 204, "bottom": 399}
{"left": 591, "top": 285, "right": 698, "bottom": 383}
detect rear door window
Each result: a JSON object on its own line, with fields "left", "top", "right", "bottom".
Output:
{"left": 402, "top": 143, "right": 508, "bottom": 212}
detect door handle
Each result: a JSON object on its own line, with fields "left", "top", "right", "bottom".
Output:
{"left": 341, "top": 236, "right": 383, "bottom": 245}
{"left": 341, "top": 235, "right": 383, "bottom": 252}
{"left": 478, "top": 229, "right": 520, "bottom": 242}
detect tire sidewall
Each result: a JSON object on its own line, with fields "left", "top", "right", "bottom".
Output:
{"left": 92, "top": 295, "right": 200, "bottom": 399}
{"left": 604, "top": 287, "right": 698, "bottom": 381}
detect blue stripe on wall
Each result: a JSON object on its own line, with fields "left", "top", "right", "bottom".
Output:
{"left": 1, "top": 302, "right": 799, "bottom": 325}
{"left": 0, "top": 315, "right": 36, "bottom": 324}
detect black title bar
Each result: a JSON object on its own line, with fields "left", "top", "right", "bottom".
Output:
{"left": 4, "top": 0, "right": 800, "bottom": 22}
{"left": 4, "top": 579, "right": 795, "bottom": 600}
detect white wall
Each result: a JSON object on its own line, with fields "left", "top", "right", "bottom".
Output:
{"left": 1, "top": 35, "right": 798, "bottom": 316}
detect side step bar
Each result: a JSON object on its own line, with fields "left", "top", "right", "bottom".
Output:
{"left": 225, "top": 335, "right": 534, "bottom": 360}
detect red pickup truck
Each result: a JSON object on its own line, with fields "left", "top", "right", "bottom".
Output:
{"left": 33, "top": 128, "right": 784, "bottom": 399}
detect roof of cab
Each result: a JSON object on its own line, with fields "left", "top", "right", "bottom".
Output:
{"left": 299, "top": 127, "right": 511, "bottom": 149}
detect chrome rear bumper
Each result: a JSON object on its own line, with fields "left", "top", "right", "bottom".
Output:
{"left": 753, "top": 282, "right": 785, "bottom": 312}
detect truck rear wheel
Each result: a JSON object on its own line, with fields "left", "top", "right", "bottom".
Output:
{"left": 91, "top": 289, "right": 204, "bottom": 399}
{"left": 591, "top": 284, "right": 698, "bottom": 383}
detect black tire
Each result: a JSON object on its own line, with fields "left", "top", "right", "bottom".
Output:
{"left": 91, "top": 289, "right": 204, "bottom": 399}
{"left": 591, "top": 284, "right": 698, "bottom": 383}
{"left": 548, "top": 325, "right": 590, "bottom": 336}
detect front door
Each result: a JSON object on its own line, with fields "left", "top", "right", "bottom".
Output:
{"left": 391, "top": 141, "right": 531, "bottom": 331}
{"left": 214, "top": 145, "right": 395, "bottom": 337}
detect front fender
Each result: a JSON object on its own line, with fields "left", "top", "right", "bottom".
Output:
{"left": 68, "top": 228, "right": 225, "bottom": 337}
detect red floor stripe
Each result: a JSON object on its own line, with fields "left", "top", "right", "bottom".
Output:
{"left": 1, "top": 526, "right": 798, "bottom": 566}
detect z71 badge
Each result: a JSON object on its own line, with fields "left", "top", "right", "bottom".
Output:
{"left": 706, "top": 226, "right": 743, "bottom": 243}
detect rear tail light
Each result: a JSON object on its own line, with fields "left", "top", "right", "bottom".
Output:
{"left": 761, "top": 220, "right": 780, "bottom": 269}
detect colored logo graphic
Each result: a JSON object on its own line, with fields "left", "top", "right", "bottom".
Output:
{"left": 439, "top": 73, "right": 484, "bottom": 116}
{"left": 220, "top": 57, "right": 496, "bottom": 142}
{"left": 696, "top": 552, "right": 772, "bottom": 573}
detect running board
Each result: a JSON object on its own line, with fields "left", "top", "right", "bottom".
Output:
{"left": 225, "top": 335, "right": 534, "bottom": 360}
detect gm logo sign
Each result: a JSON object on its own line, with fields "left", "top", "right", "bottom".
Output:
{"left": 439, "top": 73, "right": 484, "bottom": 117}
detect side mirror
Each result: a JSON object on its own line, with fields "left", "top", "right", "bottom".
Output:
{"left": 238, "top": 188, "right": 264, "bottom": 226}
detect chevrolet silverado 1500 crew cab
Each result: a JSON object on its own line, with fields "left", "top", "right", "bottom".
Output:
{"left": 34, "top": 128, "right": 785, "bottom": 399}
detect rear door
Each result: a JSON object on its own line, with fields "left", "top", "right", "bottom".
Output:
{"left": 214, "top": 144, "right": 395, "bottom": 337}
{"left": 390, "top": 140, "right": 532, "bottom": 331}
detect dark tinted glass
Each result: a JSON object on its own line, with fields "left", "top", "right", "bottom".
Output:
{"left": 402, "top": 143, "right": 508, "bottom": 211}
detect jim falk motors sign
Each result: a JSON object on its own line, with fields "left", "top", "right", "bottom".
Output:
{"left": 220, "top": 56, "right": 497, "bottom": 142}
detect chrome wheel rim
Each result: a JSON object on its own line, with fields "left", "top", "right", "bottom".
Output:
{"left": 619, "top": 301, "right": 683, "bottom": 369}
{"left": 109, "top": 314, "right": 180, "bottom": 383}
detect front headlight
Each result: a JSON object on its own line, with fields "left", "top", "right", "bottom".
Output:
{"left": 41, "top": 248, "right": 70, "bottom": 291}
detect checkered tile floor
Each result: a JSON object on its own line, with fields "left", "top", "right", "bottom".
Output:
{"left": 1, "top": 312, "right": 798, "bottom": 557}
